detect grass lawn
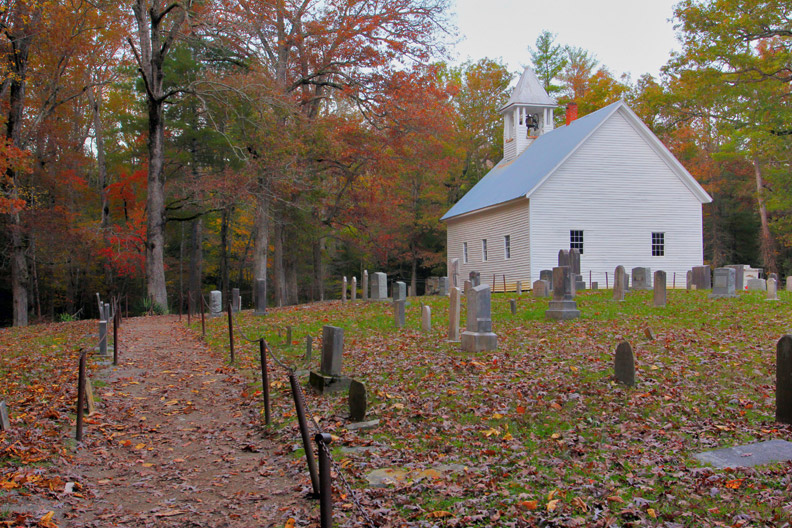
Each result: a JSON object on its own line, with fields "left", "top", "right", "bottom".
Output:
{"left": 200, "top": 288, "right": 792, "bottom": 527}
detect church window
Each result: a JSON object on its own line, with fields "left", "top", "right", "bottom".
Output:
{"left": 570, "top": 230, "right": 584, "bottom": 254}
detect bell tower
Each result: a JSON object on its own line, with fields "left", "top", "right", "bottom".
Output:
{"left": 500, "top": 67, "right": 558, "bottom": 162}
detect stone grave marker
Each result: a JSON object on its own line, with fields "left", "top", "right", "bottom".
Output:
{"left": 653, "top": 270, "right": 667, "bottom": 307}
{"left": 394, "top": 299, "right": 406, "bottom": 328}
{"left": 787, "top": 276, "right": 792, "bottom": 292}
{"left": 686, "top": 270, "right": 693, "bottom": 290}
{"left": 778, "top": 335, "right": 792, "bottom": 424}
{"left": 254, "top": 279, "right": 267, "bottom": 315}
{"left": 545, "top": 266, "right": 580, "bottom": 320}
{"left": 461, "top": 284, "right": 497, "bottom": 352}
{"left": 451, "top": 258, "right": 460, "bottom": 287}
{"left": 591, "top": 282, "right": 599, "bottom": 290}
{"left": 98, "top": 320, "right": 108, "bottom": 356}
{"left": 746, "top": 278, "right": 767, "bottom": 291}
{"left": 103, "top": 302, "right": 111, "bottom": 321}
{"left": 349, "top": 380, "right": 367, "bottom": 422}
{"left": 624, "top": 272, "right": 631, "bottom": 292}
{"left": 692, "top": 265, "right": 712, "bottom": 290}
{"left": 725, "top": 264, "right": 746, "bottom": 291}
{"left": 393, "top": 281, "right": 406, "bottom": 302}
{"left": 463, "top": 280, "right": 472, "bottom": 295}
{"left": 421, "top": 305, "right": 431, "bottom": 332}
{"left": 614, "top": 341, "right": 635, "bottom": 387}
{"left": 709, "top": 267, "right": 737, "bottom": 299}
{"left": 539, "top": 270, "right": 554, "bottom": 290}
{"left": 558, "top": 249, "right": 570, "bottom": 268}
{"left": 309, "top": 326, "right": 351, "bottom": 393}
{"left": 569, "top": 249, "right": 585, "bottom": 291}
{"left": 632, "top": 267, "right": 652, "bottom": 290}
{"left": 767, "top": 278, "right": 779, "bottom": 301}
{"left": 448, "top": 287, "right": 461, "bottom": 342}
{"left": 769, "top": 272, "right": 779, "bottom": 284}
{"left": 695, "top": 439, "right": 792, "bottom": 469}
{"left": 0, "top": 401, "right": 10, "bottom": 430}
{"left": 613, "top": 266, "right": 625, "bottom": 301}
{"left": 533, "top": 280, "right": 550, "bottom": 298}
{"left": 509, "top": 299, "right": 517, "bottom": 315}
{"left": 232, "top": 288, "right": 241, "bottom": 312}
{"left": 516, "top": 281, "right": 522, "bottom": 295}
{"left": 439, "top": 277, "right": 449, "bottom": 296}
{"left": 362, "top": 270, "right": 369, "bottom": 301}
{"left": 342, "top": 276, "right": 348, "bottom": 302}
{"left": 351, "top": 277, "right": 357, "bottom": 301}
{"left": 210, "top": 290, "right": 223, "bottom": 316}
{"left": 469, "top": 271, "right": 480, "bottom": 288}
{"left": 370, "top": 272, "right": 387, "bottom": 300}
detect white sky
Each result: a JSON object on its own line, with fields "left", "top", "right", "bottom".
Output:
{"left": 451, "top": 0, "right": 682, "bottom": 83}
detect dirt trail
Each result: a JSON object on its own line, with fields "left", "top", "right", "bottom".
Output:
{"left": 69, "top": 315, "right": 312, "bottom": 527}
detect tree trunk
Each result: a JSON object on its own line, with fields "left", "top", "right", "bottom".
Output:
{"left": 220, "top": 207, "right": 231, "bottom": 299}
{"left": 88, "top": 86, "right": 110, "bottom": 229}
{"left": 411, "top": 251, "right": 418, "bottom": 296}
{"left": 273, "top": 219, "right": 286, "bottom": 307}
{"left": 312, "top": 237, "right": 324, "bottom": 302}
{"left": 286, "top": 235, "right": 298, "bottom": 305}
{"left": 753, "top": 158, "right": 777, "bottom": 275}
{"left": 252, "top": 185, "right": 269, "bottom": 306}
{"left": 188, "top": 217, "right": 203, "bottom": 313}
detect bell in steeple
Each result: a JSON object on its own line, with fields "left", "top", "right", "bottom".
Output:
{"left": 500, "top": 67, "right": 558, "bottom": 162}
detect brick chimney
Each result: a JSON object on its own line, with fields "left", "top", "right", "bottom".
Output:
{"left": 565, "top": 102, "right": 578, "bottom": 126}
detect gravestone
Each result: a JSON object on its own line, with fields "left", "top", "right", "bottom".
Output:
{"left": 516, "top": 281, "right": 522, "bottom": 295}
{"left": 509, "top": 299, "right": 517, "bottom": 315}
{"left": 232, "top": 288, "right": 241, "bottom": 312}
{"left": 709, "top": 267, "right": 737, "bottom": 299}
{"left": 210, "top": 290, "right": 223, "bottom": 316}
{"left": 463, "top": 280, "right": 472, "bottom": 295}
{"left": 614, "top": 341, "right": 635, "bottom": 387}
{"left": 653, "top": 270, "right": 667, "bottom": 307}
{"left": 686, "top": 270, "right": 693, "bottom": 290}
{"left": 632, "top": 267, "right": 652, "bottom": 290}
{"left": 98, "top": 320, "right": 108, "bottom": 356}
{"left": 104, "top": 303, "right": 111, "bottom": 321}
{"left": 624, "top": 273, "right": 631, "bottom": 293}
{"left": 393, "top": 281, "right": 407, "bottom": 302}
{"left": 448, "top": 287, "right": 461, "bottom": 342}
{"left": 539, "top": 270, "right": 554, "bottom": 290}
{"left": 351, "top": 277, "right": 357, "bottom": 301}
{"left": 305, "top": 335, "right": 313, "bottom": 362}
{"left": 558, "top": 249, "right": 570, "bottom": 268}
{"left": 362, "top": 270, "right": 369, "bottom": 301}
{"left": 695, "top": 439, "right": 792, "bottom": 469}
{"left": 692, "top": 265, "right": 712, "bottom": 290}
{"left": 787, "top": 276, "right": 792, "bottom": 292}
{"left": 342, "top": 277, "right": 348, "bottom": 302}
{"left": 769, "top": 272, "right": 779, "bottom": 284}
{"left": 591, "top": 282, "right": 598, "bottom": 290}
{"left": 532, "top": 280, "right": 550, "bottom": 298}
{"left": 778, "top": 335, "right": 792, "bottom": 424}
{"left": 613, "top": 266, "right": 625, "bottom": 301}
{"left": 309, "top": 326, "right": 351, "bottom": 394}
{"left": 394, "top": 299, "right": 406, "bottom": 328}
{"left": 254, "top": 279, "right": 267, "bottom": 315}
{"left": 545, "top": 266, "right": 580, "bottom": 320}
{"left": 439, "top": 277, "right": 449, "bottom": 296}
{"left": 469, "top": 271, "right": 480, "bottom": 287}
{"left": 450, "top": 258, "right": 460, "bottom": 287}
{"left": 569, "top": 249, "right": 585, "bottom": 291}
{"left": 725, "top": 264, "right": 746, "bottom": 291}
{"left": 349, "top": 380, "right": 367, "bottom": 422}
{"left": 746, "top": 278, "right": 767, "bottom": 291}
{"left": 421, "top": 305, "right": 431, "bottom": 332}
{"left": 370, "top": 272, "right": 387, "bottom": 300}
{"left": 460, "top": 284, "right": 497, "bottom": 352}
{"left": 0, "top": 401, "right": 9, "bottom": 431}
{"left": 426, "top": 276, "right": 440, "bottom": 295}
{"left": 767, "top": 278, "right": 779, "bottom": 301}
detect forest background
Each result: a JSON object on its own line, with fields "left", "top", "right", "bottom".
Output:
{"left": 0, "top": 0, "right": 789, "bottom": 327}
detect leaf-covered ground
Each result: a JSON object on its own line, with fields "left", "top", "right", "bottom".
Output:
{"left": 199, "top": 289, "right": 792, "bottom": 527}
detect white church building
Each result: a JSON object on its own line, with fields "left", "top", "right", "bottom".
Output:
{"left": 441, "top": 67, "right": 712, "bottom": 290}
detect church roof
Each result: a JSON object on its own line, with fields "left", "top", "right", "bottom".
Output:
{"left": 500, "top": 67, "right": 557, "bottom": 112}
{"left": 441, "top": 101, "right": 712, "bottom": 221}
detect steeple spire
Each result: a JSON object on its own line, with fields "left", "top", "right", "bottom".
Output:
{"left": 500, "top": 67, "right": 558, "bottom": 162}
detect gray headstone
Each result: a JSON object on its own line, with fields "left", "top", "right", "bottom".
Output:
{"left": 232, "top": 288, "right": 241, "bottom": 312}
{"left": 421, "top": 305, "right": 431, "bottom": 332}
{"left": 710, "top": 267, "right": 737, "bottom": 299}
{"left": 321, "top": 326, "right": 344, "bottom": 377}
{"left": 545, "top": 266, "right": 580, "bottom": 320}
{"left": 0, "top": 401, "right": 9, "bottom": 431}
{"left": 469, "top": 271, "right": 480, "bottom": 287}
{"left": 362, "top": 270, "right": 369, "bottom": 301}
{"left": 451, "top": 258, "right": 460, "bottom": 287}
{"left": 686, "top": 270, "right": 693, "bottom": 290}
{"left": 305, "top": 335, "right": 312, "bottom": 362}
{"left": 448, "top": 287, "right": 461, "bottom": 342}
{"left": 631, "top": 267, "right": 652, "bottom": 290}
{"left": 104, "top": 302, "right": 111, "bottom": 321}
{"left": 692, "top": 265, "right": 711, "bottom": 290}
{"left": 516, "top": 281, "right": 522, "bottom": 295}
{"left": 254, "top": 279, "right": 267, "bottom": 315}
{"left": 509, "top": 299, "right": 516, "bottom": 315}
{"left": 393, "top": 281, "right": 406, "bottom": 301}
{"left": 591, "top": 282, "right": 598, "bottom": 290}
{"left": 653, "top": 270, "right": 667, "bottom": 307}
{"left": 767, "top": 278, "right": 779, "bottom": 300}
{"left": 747, "top": 278, "right": 767, "bottom": 291}
{"left": 532, "top": 279, "right": 550, "bottom": 298}
{"left": 371, "top": 272, "right": 387, "bottom": 300}
{"left": 349, "top": 380, "right": 367, "bottom": 422}
{"left": 394, "top": 299, "right": 406, "bottom": 328}
{"left": 613, "top": 266, "right": 625, "bottom": 301}
{"left": 99, "top": 320, "right": 108, "bottom": 356}
{"left": 725, "top": 264, "right": 745, "bottom": 291}
{"left": 539, "top": 270, "right": 554, "bottom": 290}
{"left": 778, "top": 335, "right": 792, "bottom": 424}
{"left": 569, "top": 248, "right": 581, "bottom": 275}
{"left": 624, "top": 272, "right": 631, "bottom": 292}
{"left": 463, "top": 280, "right": 472, "bottom": 295}
{"left": 439, "top": 277, "right": 449, "bottom": 296}
{"left": 695, "top": 439, "right": 792, "bottom": 469}
{"left": 558, "top": 249, "right": 570, "bottom": 268}
{"left": 342, "top": 276, "right": 348, "bottom": 302}
{"left": 210, "top": 290, "right": 223, "bottom": 316}
{"left": 614, "top": 341, "right": 635, "bottom": 387}
{"left": 769, "top": 272, "right": 779, "bottom": 284}
{"left": 460, "top": 284, "right": 497, "bottom": 352}
{"left": 351, "top": 277, "right": 357, "bottom": 301}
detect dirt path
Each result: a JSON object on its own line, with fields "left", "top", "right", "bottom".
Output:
{"left": 69, "top": 315, "right": 314, "bottom": 527}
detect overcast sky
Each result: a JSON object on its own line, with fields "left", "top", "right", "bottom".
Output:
{"left": 451, "top": 0, "right": 682, "bottom": 83}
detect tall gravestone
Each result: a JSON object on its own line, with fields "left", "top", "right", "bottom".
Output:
{"left": 394, "top": 299, "right": 406, "bottom": 328}
{"left": 568, "top": 249, "right": 585, "bottom": 291}
{"left": 769, "top": 272, "right": 779, "bottom": 284}
{"left": 98, "top": 320, "right": 108, "bottom": 356}
{"left": 726, "top": 265, "right": 746, "bottom": 292}
{"left": 692, "top": 266, "right": 712, "bottom": 290}
{"left": 393, "top": 281, "right": 407, "bottom": 302}
{"left": 539, "top": 270, "right": 554, "bottom": 290}
{"left": 342, "top": 277, "right": 348, "bottom": 302}
{"left": 210, "top": 290, "right": 223, "bottom": 316}
{"left": 448, "top": 287, "right": 461, "bottom": 342}
{"left": 767, "top": 278, "right": 779, "bottom": 301}
{"left": 351, "top": 277, "right": 357, "bottom": 301}
{"left": 778, "top": 335, "right": 792, "bottom": 424}
{"left": 614, "top": 341, "right": 635, "bottom": 387}
{"left": 787, "top": 276, "right": 792, "bottom": 293}
{"left": 309, "top": 326, "right": 351, "bottom": 393}
{"left": 0, "top": 401, "right": 9, "bottom": 430}
{"left": 653, "top": 270, "right": 667, "bottom": 307}
{"left": 421, "top": 305, "right": 431, "bottom": 332}
{"left": 460, "top": 284, "right": 497, "bottom": 352}
{"left": 613, "top": 266, "right": 625, "bottom": 301}
{"left": 516, "top": 281, "right": 522, "bottom": 295}
{"left": 254, "top": 279, "right": 267, "bottom": 315}
{"left": 686, "top": 270, "right": 694, "bottom": 290}
{"left": 709, "top": 267, "right": 737, "bottom": 299}
{"left": 439, "top": 277, "right": 449, "bottom": 296}
{"left": 349, "top": 380, "right": 367, "bottom": 422}
{"left": 370, "top": 272, "right": 387, "bottom": 300}
{"left": 450, "top": 258, "right": 460, "bottom": 287}
{"left": 632, "top": 268, "right": 652, "bottom": 290}
{"left": 545, "top": 266, "right": 580, "bottom": 320}
{"left": 362, "top": 270, "right": 369, "bottom": 301}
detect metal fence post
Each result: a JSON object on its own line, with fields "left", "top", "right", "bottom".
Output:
{"left": 316, "top": 433, "right": 333, "bottom": 527}
{"left": 113, "top": 309, "right": 119, "bottom": 366}
{"left": 76, "top": 350, "right": 87, "bottom": 441}
{"left": 289, "top": 372, "right": 320, "bottom": 496}
{"left": 260, "top": 340, "right": 271, "bottom": 426}
{"left": 227, "top": 302, "right": 235, "bottom": 364}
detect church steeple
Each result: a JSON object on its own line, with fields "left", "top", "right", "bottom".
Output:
{"left": 500, "top": 67, "right": 558, "bottom": 162}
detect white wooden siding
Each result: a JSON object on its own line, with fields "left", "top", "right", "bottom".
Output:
{"left": 447, "top": 199, "right": 531, "bottom": 291}
{"left": 529, "top": 109, "right": 704, "bottom": 288}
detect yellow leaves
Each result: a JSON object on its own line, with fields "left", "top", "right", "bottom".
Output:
{"left": 39, "top": 511, "right": 57, "bottom": 528}
{"left": 550, "top": 402, "right": 562, "bottom": 411}
{"left": 550, "top": 433, "right": 562, "bottom": 440}
{"left": 164, "top": 399, "right": 179, "bottom": 406}
{"left": 481, "top": 427, "right": 501, "bottom": 437}
{"left": 134, "top": 443, "right": 145, "bottom": 450}
{"left": 607, "top": 495, "right": 624, "bottom": 504}
{"left": 518, "top": 500, "right": 538, "bottom": 510}
{"left": 391, "top": 403, "right": 405, "bottom": 410}
{"left": 427, "top": 510, "right": 453, "bottom": 518}
{"left": 647, "top": 508, "right": 657, "bottom": 518}
{"left": 546, "top": 499, "right": 560, "bottom": 511}
{"left": 491, "top": 413, "right": 504, "bottom": 419}
{"left": 284, "top": 519, "right": 296, "bottom": 528}
{"left": 724, "top": 478, "right": 744, "bottom": 489}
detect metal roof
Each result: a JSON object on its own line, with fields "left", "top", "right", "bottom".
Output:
{"left": 500, "top": 67, "right": 557, "bottom": 112}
